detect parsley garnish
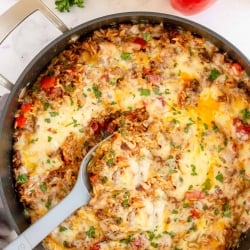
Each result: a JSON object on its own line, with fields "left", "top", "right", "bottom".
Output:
{"left": 216, "top": 171, "right": 224, "bottom": 183}
{"left": 122, "top": 198, "right": 129, "bottom": 207}
{"left": 120, "top": 235, "right": 133, "bottom": 244}
{"left": 241, "top": 108, "right": 250, "bottom": 123}
{"left": 120, "top": 52, "right": 131, "bottom": 61}
{"left": 208, "top": 68, "right": 221, "bottom": 81}
{"left": 49, "top": 111, "right": 59, "bottom": 117}
{"left": 44, "top": 102, "right": 50, "bottom": 110}
{"left": 190, "top": 164, "right": 198, "bottom": 176}
{"left": 45, "top": 118, "right": 51, "bottom": 123}
{"left": 17, "top": 174, "right": 28, "bottom": 184}
{"left": 138, "top": 88, "right": 151, "bottom": 96}
{"left": 59, "top": 226, "right": 68, "bottom": 232}
{"left": 46, "top": 199, "right": 52, "bottom": 209}
{"left": 92, "top": 86, "right": 102, "bottom": 99}
{"left": 142, "top": 33, "right": 152, "bottom": 41}
{"left": 40, "top": 182, "right": 47, "bottom": 192}
{"left": 55, "top": 0, "right": 84, "bottom": 12}
{"left": 85, "top": 226, "right": 96, "bottom": 238}
{"left": 223, "top": 203, "right": 231, "bottom": 218}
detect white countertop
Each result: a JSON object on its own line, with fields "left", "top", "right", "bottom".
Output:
{"left": 0, "top": 0, "right": 249, "bottom": 97}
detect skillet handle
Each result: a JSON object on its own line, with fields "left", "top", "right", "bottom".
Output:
{"left": 0, "top": 0, "right": 68, "bottom": 44}
{"left": 0, "top": 0, "right": 69, "bottom": 93}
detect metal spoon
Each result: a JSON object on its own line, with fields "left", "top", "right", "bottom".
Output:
{"left": 4, "top": 135, "right": 111, "bottom": 250}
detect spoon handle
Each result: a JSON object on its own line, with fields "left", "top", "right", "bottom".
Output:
{"left": 4, "top": 183, "right": 90, "bottom": 250}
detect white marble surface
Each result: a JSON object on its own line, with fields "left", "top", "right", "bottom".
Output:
{"left": 0, "top": 0, "right": 249, "bottom": 97}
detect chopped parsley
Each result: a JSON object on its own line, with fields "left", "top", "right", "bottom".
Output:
{"left": 223, "top": 203, "right": 231, "bottom": 218}
{"left": 46, "top": 199, "right": 52, "bottom": 209}
{"left": 241, "top": 108, "right": 250, "bottom": 123}
{"left": 216, "top": 171, "right": 224, "bottom": 183}
{"left": 49, "top": 111, "right": 59, "bottom": 117}
{"left": 142, "top": 33, "right": 151, "bottom": 41}
{"left": 120, "top": 235, "right": 133, "bottom": 244}
{"left": 17, "top": 173, "right": 28, "bottom": 184}
{"left": 64, "top": 85, "right": 74, "bottom": 92}
{"left": 92, "top": 86, "right": 102, "bottom": 99}
{"left": 59, "top": 226, "right": 68, "bottom": 232}
{"left": 40, "top": 182, "right": 47, "bottom": 192}
{"left": 122, "top": 198, "right": 129, "bottom": 207}
{"left": 120, "top": 52, "right": 131, "bottom": 61}
{"left": 214, "top": 208, "right": 220, "bottom": 215}
{"left": 66, "top": 117, "right": 80, "bottom": 127}
{"left": 45, "top": 118, "right": 51, "bottom": 123}
{"left": 138, "top": 88, "right": 151, "bottom": 96}
{"left": 55, "top": 0, "right": 84, "bottom": 12}
{"left": 172, "top": 209, "right": 178, "bottom": 214}
{"left": 190, "top": 164, "right": 198, "bottom": 176}
{"left": 44, "top": 102, "right": 50, "bottom": 110}
{"left": 85, "top": 226, "right": 96, "bottom": 238}
{"left": 208, "top": 68, "right": 221, "bottom": 81}
{"left": 212, "top": 122, "right": 219, "bottom": 132}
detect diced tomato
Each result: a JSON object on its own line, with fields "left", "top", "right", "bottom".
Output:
{"left": 231, "top": 63, "right": 243, "bottom": 76}
{"left": 185, "top": 190, "right": 205, "bottom": 201}
{"left": 233, "top": 118, "right": 250, "bottom": 141}
{"left": 15, "top": 116, "right": 27, "bottom": 128}
{"left": 40, "top": 75, "right": 56, "bottom": 89}
{"left": 190, "top": 208, "right": 201, "bottom": 218}
{"left": 20, "top": 103, "right": 32, "bottom": 112}
{"left": 134, "top": 37, "right": 147, "bottom": 49}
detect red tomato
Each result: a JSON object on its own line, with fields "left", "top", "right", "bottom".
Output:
{"left": 40, "top": 75, "right": 56, "bottom": 89}
{"left": 15, "top": 116, "right": 27, "bottom": 128}
{"left": 170, "top": 0, "right": 216, "bottom": 15}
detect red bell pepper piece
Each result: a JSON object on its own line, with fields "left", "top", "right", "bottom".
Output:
{"left": 20, "top": 103, "right": 32, "bottom": 112}
{"left": 15, "top": 116, "right": 27, "bottom": 128}
{"left": 134, "top": 37, "right": 147, "bottom": 49}
{"left": 40, "top": 75, "right": 56, "bottom": 89}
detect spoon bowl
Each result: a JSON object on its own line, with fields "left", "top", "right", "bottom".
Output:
{"left": 4, "top": 135, "right": 112, "bottom": 250}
